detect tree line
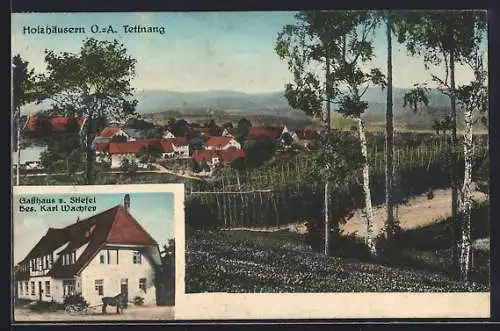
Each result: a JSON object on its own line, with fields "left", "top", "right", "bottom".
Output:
{"left": 275, "top": 10, "right": 487, "bottom": 284}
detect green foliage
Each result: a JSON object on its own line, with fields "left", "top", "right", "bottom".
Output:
{"left": 396, "top": 11, "right": 486, "bottom": 68}
{"left": 235, "top": 118, "right": 252, "bottom": 143}
{"left": 243, "top": 139, "right": 277, "bottom": 168}
{"left": 120, "top": 158, "right": 138, "bottom": 173}
{"left": 37, "top": 38, "right": 139, "bottom": 183}
{"left": 135, "top": 145, "right": 162, "bottom": 164}
{"left": 12, "top": 54, "right": 38, "bottom": 110}
{"left": 403, "top": 83, "right": 430, "bottom": 113}
{"left": 156, "top": 239, "right": 175, "bottom": 306}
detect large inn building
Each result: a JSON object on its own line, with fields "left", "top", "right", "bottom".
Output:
{"left": 14, "top": 195, "right": 162, "bottom": 306}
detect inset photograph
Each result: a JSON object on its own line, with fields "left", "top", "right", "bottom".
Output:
{"left": 13, "top": 185, "right": 181, "bottom": 322}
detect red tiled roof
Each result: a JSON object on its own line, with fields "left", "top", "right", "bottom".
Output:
{"left": 247, "top": 126, "right": 283, "bottom": 140}
{"left": 222, "top": 149, "right": 245, "bottom": 163}
{"left": 24, "top": 116, "right": 86, "bottom": 133}
{"left": 206, "top": 136, "right": 233, "bottom": 147}
{"left": 108, "top": 140, "right": 163, "bottom": 154}
{"left": 18, "top": 204, "right": 158, "bottom": 278}
{"left": 99, "top": 127, "right": 122, "bottom": 137}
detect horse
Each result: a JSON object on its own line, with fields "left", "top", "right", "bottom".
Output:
{"left": 102, "top": 293, "right": 128, "bottom": 314}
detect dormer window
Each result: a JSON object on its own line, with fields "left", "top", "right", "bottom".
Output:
{"left": 61, "top": 252, "right": 76, "bottom": 266}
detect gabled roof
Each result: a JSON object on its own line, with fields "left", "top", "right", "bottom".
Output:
{"left": 99, "top": 127, "right": 123, "bottom": 137}
{"left": 24, "top": 116, "right": 86, "bottom": 133}
{"left": 247, "top": 126, "right": 283, "bottom": 140}
{"left": 206, "top": 136, "right": 234, "bottom": 147}
{"left": 108, "top": 140, "right": 163, "bottom": 154}
{"left": 19, "top": 205, "right": 157, "bottom": 279}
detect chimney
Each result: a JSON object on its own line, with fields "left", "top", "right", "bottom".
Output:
{"left": 75, "top": 216, "right": 80, "bottom": 223}
{"left": 124, "top": 194, "right": 130, "bottom": 211}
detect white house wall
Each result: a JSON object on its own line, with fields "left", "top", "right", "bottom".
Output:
{"left": 80, "top": 246, "right": 157, "bottom": 306}
{"left": 17, "top": 276, "right": 80, "bottom": 304}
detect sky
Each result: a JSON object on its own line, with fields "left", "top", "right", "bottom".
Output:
{"left": 13, "top": 192, "right": 175, "bottom": 264}
{"left": 11, "top": 11, "right": 488, "bottom": 93}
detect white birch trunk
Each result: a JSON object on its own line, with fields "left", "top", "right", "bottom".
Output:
{"left": 324, "top": 180, "right": 329, "bottom": 255}
{"left": 357, "top": 117, "right": 376, "bottom": 255}
{"left": 459, "top": 106, "right": 474, "bottom": 284}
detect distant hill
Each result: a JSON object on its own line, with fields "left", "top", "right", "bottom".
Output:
{"left": 19, "top": 88, "right": 468, "bottom": 130}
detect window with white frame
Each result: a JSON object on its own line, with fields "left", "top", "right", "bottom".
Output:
{"left": 95, "top": 279, "right": 104, "bottom": 296}
{"left": 30, "top": 281, "right": 35, "bottom": 295}
{"left": 45, "top": 281, "right": 51, "bottom": 296}
{"left": 132, "top": 251, "right": 141, "bottom": 264}
{"left": 19, "top": 282, "right": 23, "bottom": 295}
{"left": 24, "top": 282, "right": 28, "bottom": 294}
{"left": 139, "top": 278, "right": 147, "bottom": 293}
{"left": 63, "top": 280, "right": 75, "bottom": 297}
{"left": 37, "top": 257, "right": 42, "bottom": 271}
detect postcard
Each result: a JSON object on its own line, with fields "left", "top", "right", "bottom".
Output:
{"left": 12, "top": 184, "right": 184, "bottom": 322}
{"left": 11, "top": 10, "right": 490, "bottom": 319}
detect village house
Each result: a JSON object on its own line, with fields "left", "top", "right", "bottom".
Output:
{"left": 108, "top": 140, "right": 163, "bottom": 168}
{"left": 106, "top": 139, "right": 190, "bottom": 168}
{"left": 23, "top": 115, "right": 87, "bottom": 135}
{"left": 294, "top": 129, "right": 320, "bottom": 150}
{"left": 94, "top": 127, "right": 130, "bottom": 145}
{"left": 205, "top": 136, "right": 241, "bottom": 151}
{"left": 160, "top": 138, "right": 190, "bottom": 159}
{"left": 15, "top": 195, "right": 161, "bottom": 306}
{"left": 192, "top": 149, "right": 245, "bottom": 171}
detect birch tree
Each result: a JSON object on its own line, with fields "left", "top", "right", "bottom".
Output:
{"left": 276, "top": 11, "right": 340, "bottom": 255}
{"left": 332, "top": 12, "right": 386, "bottom": 255}
{"left": 456, "top": 48, "right": 487, "bottom": 284}
{"left": 276, "top": 11, "right": 383, "bottom": 256}
{"left": 395, "top": 11, "right": 487, "bottom": 272}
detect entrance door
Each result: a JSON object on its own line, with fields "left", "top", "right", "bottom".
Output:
{"left": 38, "top": 281, "right": 42, "bottom": 301}
{"left": 120, "top": 279, "right": 128, "bottom": 301}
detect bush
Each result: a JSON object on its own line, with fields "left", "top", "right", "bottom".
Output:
{"left": 63, "top": 293, "right": 89, "bottom": 308}
{"left": 133, "top": 296, "right": 145, "bottom": 306}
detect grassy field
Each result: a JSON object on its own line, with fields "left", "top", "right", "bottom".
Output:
{"left": 185, "top": 207, "right": 489, "bottom": 293}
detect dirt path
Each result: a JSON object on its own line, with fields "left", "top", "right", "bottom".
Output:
{"left": 341, "top": 189, "right": 488, "bottom": 237}
{"left": 227, "top": 189, "right": 488, "bottom": 238}
{"left": 14, "top": 305, "right": 174, "bottom": 321}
